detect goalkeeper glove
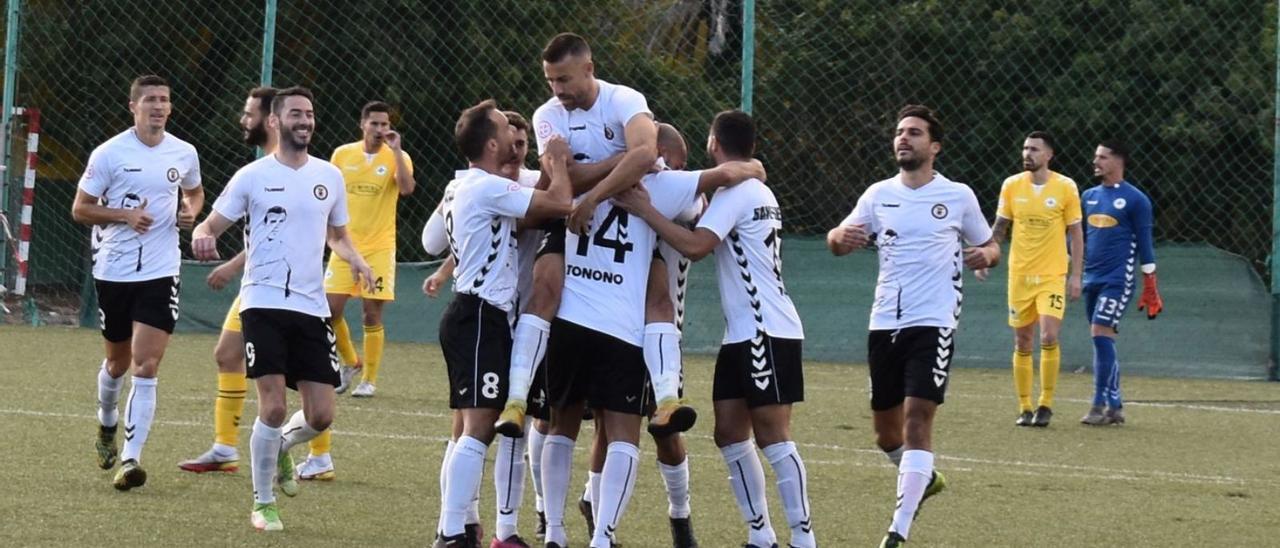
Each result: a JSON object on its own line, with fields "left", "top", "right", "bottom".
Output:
{"left": 1138, "top": 272, "right": 1163, "bottom": 319}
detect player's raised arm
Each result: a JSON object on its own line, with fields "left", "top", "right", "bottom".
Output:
{"left": 567, "top": 114, "right": 657, "bottom": 233}
{"left": 563, "top": 151, "right": 623, "bottom": 194}
{"left": 695, "top": 159, "right": 766, "bottom": 194}
{"left": 614, "top": 185, "right": 720, "bottom": 261}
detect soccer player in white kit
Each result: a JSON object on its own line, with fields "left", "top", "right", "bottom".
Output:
{"left": 434, "top": 100, "right": 574, "bottom": 548}
{"left": 191, "top": 87, "right": 374, "bottom": 531}
{"left": 614, "top": 111, "right": 816, "bottom": 548}
{"left": 827, "top": 105, "right": 1001, "bottom": 548}
{"left": 72, "top": 74, "right": 204, "bottom": 491}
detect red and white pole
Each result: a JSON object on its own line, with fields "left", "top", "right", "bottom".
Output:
{"left": 13, "top": 106, "right": 39, "bottom": 296}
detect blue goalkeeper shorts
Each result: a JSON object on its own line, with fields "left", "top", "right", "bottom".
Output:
{"left": 1083, "top": 280, "right": 1134, "bottom": 331}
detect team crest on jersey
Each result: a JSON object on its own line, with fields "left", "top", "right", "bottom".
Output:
{"left": 166, "top": 167, "right": 179, "bottom": 182}
{"left": 1044, "top": 197, "right": 1057, "bottom": 208}
{"left": 931, "top": 203, "right": 948, "bottom": 219}
{"left": 604, "top": 126, "right": 615, "bottom": 140}
{"left": 1113, "top": 198, "right": 1127, "bottom": 209}
{"left": 375, "top": 165, "right": 388, "bottom": 176}
{"left": 313, "top": 184, "right": 329, "bottom": 200}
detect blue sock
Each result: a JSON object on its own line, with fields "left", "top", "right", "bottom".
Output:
{"left": 1091, "top": 336, "right": 1116, "bottom": 407}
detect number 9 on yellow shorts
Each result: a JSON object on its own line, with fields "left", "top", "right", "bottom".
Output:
{"left": 324, "top": 248, "right": 396, "bottom": 300}
{"left": 1007, "top": 274, "right": 1066, "bottom": 327}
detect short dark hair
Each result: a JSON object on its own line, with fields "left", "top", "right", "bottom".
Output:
{"left": 271, "top": 86, "right": 314, "bottom": 115}
{"left": 542, "top": 32, "right": 591, "bottom": 63}
{"left": 711, "top": 110, "right": 756, "bottom": 157}
{"left": 1026, "top": 130, "right": 1055, "bottom": 152}
{"left": 249, "top": 86, "right": 277, "bottom": 117}
{"left": 1098, "top": 139, "right": 1129, "bottom": 164}
{"left": 130, "top": 75, "right": 169, "bottom": 100}
{"left": 455, "top": 99, "right": 500, "bottom": 161}
{"left": 897, "top": 104, "right": 944, "bottom": 143}
{"left": 504, "top": 111, "right": 529, "bottom": 132}
{"left": 361, "top": 100, "right": 390, "bottom": 121}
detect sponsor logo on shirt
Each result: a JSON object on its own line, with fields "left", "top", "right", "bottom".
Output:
{"left": 931, "top": 203, "right": 949, "bottom": 219}
{"left": 1088, "top": 214, "right": 1118, "bottom": 228}
{"left": 123, "top": 167, "right": 142, "bottom": 173}
{"left": 566, "top": 264, "right": 623, "bottom": 285}
{"left": 568, "top": 125, "right": 587, "bottom": 131}
{"left": 265, "top": 186, "right": 285, "bottom": 192}
{"left": 537, "top": 121, "right": 553, "bottom": 138}
{"left": 313, "top": 184, "right": 329, "bottom": 200}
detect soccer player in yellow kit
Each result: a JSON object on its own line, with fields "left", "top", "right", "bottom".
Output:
{"left": 294, "top": 101, "right": 414, "bottom": 480}
{"left": 988, "top": 131, "right": 1083, "bottom": 427}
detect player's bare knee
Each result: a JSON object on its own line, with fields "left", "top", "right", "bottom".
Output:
{"left": 214, "top": 337, "right": 245, "bottom": 373}
{"left": 104, "top": 357, "right": 131, "bottom": 378}
{"left": 713, "top": 421, "right": 751, "bottom": 448}
{"left": 1040, "top": 331, "right": 1059, "bottom": 347}
{"left": 307, "top": 411, "right": 333, "bottom": 432}
{"left": 131, "top": 356, "right": 161, "bottom": 378}
{"left": 1014, "top": 327, "right": 1036, "bottom": 353}
{"left": 361, "top": 301, "right": 384, "bottom": 326}
{"left": 653, "top": 433, "right": 685, "bottom": 465}
{"left": 645, "top": 292, "right": 674, "bottom": 323}
{"left": 257, "top": 404, "right": 287, "bottom": 427}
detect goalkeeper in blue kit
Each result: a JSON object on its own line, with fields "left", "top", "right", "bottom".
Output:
{"left": 1079, "top": 140, "right": 1163, "bottom": 426}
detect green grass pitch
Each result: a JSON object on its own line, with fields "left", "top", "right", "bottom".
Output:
{"left": 2, "top": 325, "right": 1278, "bottom": 546}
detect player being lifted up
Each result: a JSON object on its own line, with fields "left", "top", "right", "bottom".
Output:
{"left": 614, "top": 111, "right": 816, "bottom": 548}
{"left": 180, "top": 85, "right": 277, "bottom": 475}
{"left": 986, "top": 131, "right": 1083, "bottom": 427}
{"left": 73, "top": 74, "right": 204, "bottom": 490}
{"left": 1079, "top": 140, "right": 1162, "bottom": 426}
{"left": 433, "top": 99, "right": 573, "bottom": 548}
{"left": 496, "top": 32, "right": 695, "bottom": 444}
{"left": 192, "top": 87, "right": 373, "bottom": 531}
{"left": 827, "top": 105, "right": 1000, "bottom": 548}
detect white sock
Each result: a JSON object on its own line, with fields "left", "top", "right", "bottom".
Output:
{"left": 890, "top": 450, "right": 934, "bottom": 540}
{"left": 527, "top": 425, "right": 546, "bottom": 512}
{"left": 721, "top": 440, "right": 776, "bottom": 547}
{"left": 763, "top": 441, "right": 816, "bottom": 547}
{"left": 541, "top": 435, "right": 575, "bottom": 546}
{"left": 592, "top": 442, "right": 640, "bottom": 547}
{"left": 468, "top": 454, "right": 484, "bottom": 525}
{"left": 443, "top": 436, "right": 488, "bottom": 537}
{"left": 280, "top": 409, "right": 321, "bottom": 452}
{"left": 587, "top": 470, "right": 600, "bottom": 503}
{"left": 509, "top": 314, "right": 550, "bottom": 403}
{"left": 643, "top": 322, "right": 682, "bottom": 403}
{"left": 120, "top": 376, "right": 157, "bottom": 463}
{"left": 494, "top": 433, "right": 527, "bottom": 540}
{"left": 659, "top": 457, "right": 692, "bottom": 519}
{"left": 884, "top": 445, "right": 904, "bottom": 466}
{"left": 96, "top": 360, "right": 123, "bottom": 427}
{"left": 251, "top": 418, "right": 282, "bottom": 504}
{"left": 438, "top": 439, "right": 456, "bottom": 535}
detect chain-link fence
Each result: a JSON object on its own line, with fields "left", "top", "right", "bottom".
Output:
{"left": 1, "top": 1, "right": 1276, "bottom": 343}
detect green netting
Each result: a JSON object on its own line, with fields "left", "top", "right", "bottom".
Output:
{"left": 175, "top": 241, "right": 1269, "bottom": 380}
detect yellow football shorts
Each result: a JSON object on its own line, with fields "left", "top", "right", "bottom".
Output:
{"left": 221, "top": 295, "right": 243, "bottom": 333}
{"left": 324, "top": 247, "right": 395, "bottom": 300}
{"left": 1007, "top": 274, "right": 1066, "bottom": 327}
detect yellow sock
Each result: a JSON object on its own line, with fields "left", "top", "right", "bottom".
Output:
{"left": 214, "top": 372, "right": 247, "bottom": 447}
{"left": 1013, "top": 350, "right": 1034, "bottom": 412}
{"left": 332, "top": 315, "right": 360, "bottom": 367}
{"left": 1039, "top": 343, "right": 1060, "bottom": 408}
{"left": 309, "top": 429, "right": 332, "bottom": 457}
{"left": 361, "top": 324, "right": 385, "bottom": 385}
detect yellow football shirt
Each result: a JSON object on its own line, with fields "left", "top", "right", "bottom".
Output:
{"left": 996, "top": 170, "right": 1082, "bottom": 276}
{"left": 330, "top": 142, "right": 413, "bottom": 252}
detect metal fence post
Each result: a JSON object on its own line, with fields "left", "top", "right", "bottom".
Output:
{"left": 1271, "top": 2, "right": 1280, "bottom": 381}
{"left": 740, "top": 0, "right": 754, "bottom": 115}
{"left": 1, "top": 0, "right": 22, "bottom": 286}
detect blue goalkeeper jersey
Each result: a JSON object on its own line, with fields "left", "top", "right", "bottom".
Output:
{"left": 1081, "top": 181, "right": 1155, "bottom": 286}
